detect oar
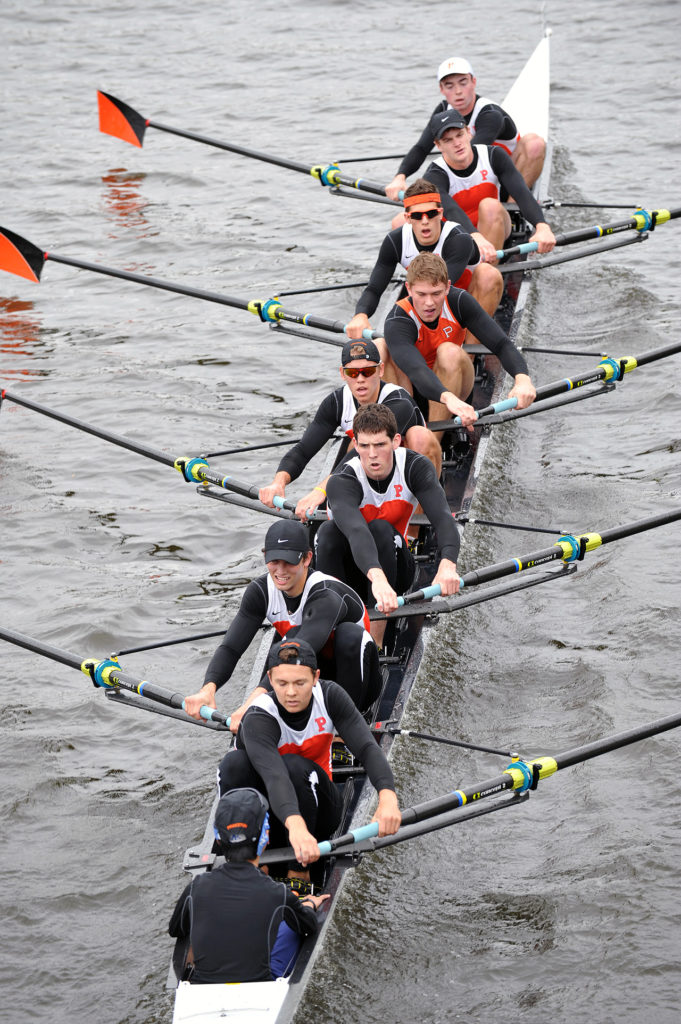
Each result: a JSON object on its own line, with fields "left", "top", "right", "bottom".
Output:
{"left": 261, "top": 706, "right": 681, "bottom": 863}
{"left": 395, "top": 505, "right": 681, "bottom": 608}
{"left": 0, "top": 625, "right": 229, "bottom": 730}
{"left": 0, "top": 387, "right": 325, "bottom": 521}
{"left": 0, "top": 226, "right": 381, "bottom": 342}
{"left": 371, "top": 722, "right": 516, "bottom": 757}
{"left": 97, "top": 91, "right": 400, "bottom": 200}
{"left": 497, "top": 205, "right": 681, "bottom": 259}
{"left": 427, "top": 337, "right": 681, "bottom": 432}
{"left": 498, "top": 231, "right": 648, "bottom": 273}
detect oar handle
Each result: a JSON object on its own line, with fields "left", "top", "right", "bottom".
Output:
{"left": 451, "top": 396, "right": 519, "bottom": 427}
{"left": 318, "top": 821, "right": 379, "bottom": 856}
{"left": 496, "top": 241, "right": 539, "bottom": 259}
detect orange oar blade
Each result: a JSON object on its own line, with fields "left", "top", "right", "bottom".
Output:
{"left": 0, "top": 227, "right": 45, "bottom": 283}
{"left": 97, "top": 90, "right": 147, "bottom": 147}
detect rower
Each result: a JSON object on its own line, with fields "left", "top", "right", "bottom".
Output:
{"left": 184, "top": 519, "right": 381, "bottom": 726}
{"left": 382, "top": 251, "right": 536, "bottom": 428}
{"left": 385, "top": 55, "right": 546, "bottom": 198}
{"left": 169, "top": 787, "right": 328, "bottom": 983}
{"left": 344, "top": 178, "right": 502, "bottom": 344}
{"left": 259, "top": 337, "right": 441, "bottom": 515}
{"left": 218, "top": 639, "right": 401, "bottom": 876}
{"left": 425, "top": 109, "right": 555, "bottom": 254}
{"left": 314, "top": 403, "right": 461, "bottom": 646}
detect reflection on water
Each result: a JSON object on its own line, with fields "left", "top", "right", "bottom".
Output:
{"left": 101, "top": 168, "right": 152, "bottom": 236}
{"left": 0, "top": 296, "right": 52, "bottom": 379}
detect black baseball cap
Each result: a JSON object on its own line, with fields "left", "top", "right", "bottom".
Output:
{"left": 213, "top": 788, "right": 269, "bottom": 847}
{"left": 263, "top": 520, "right": 311, "bottom": 564}
{"left": 341, "top": 339, "right": 381, "bottom": 365}
{"left": 431, "top": 108, "right": 467, "bottom": 139}
{"left": 267, "top": 638, "right": 318, "bottom": 672}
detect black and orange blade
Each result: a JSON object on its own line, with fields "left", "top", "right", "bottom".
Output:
{"left": 0, "top": 227, "right": 45, "bottom": 283}
{"left": 97, "top": 90, "right": 147, "bottom": 148}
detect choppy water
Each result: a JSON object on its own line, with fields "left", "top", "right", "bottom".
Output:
{"left": 1, "top": 1, "right": 680, "bottom": 1022}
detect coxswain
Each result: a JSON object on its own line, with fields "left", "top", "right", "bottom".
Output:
{"left": 344, "top": 179, "right": 502, "bottom": 347}
{"left": 259, "top": 337, "right": 441, "bottom": 518}
{"left": 315, "top": 403, "right": 461, "bottom": 646}
{"left": 184, "top": 519, "right": 381, "bottom": 726}
{"left": 385, "top": 55, "right": 546, "bottom": 198}
{"left": 218, "top": 639, "right": 401, "bottom": 875}
{"left": 424, "top": 109, "right": 555, "bottom": 253}
{"left": 169, "top": 787, "right": 329, "bottom": 983}
{"left": 382, "top": 251, "right": 535, "bottom": 428}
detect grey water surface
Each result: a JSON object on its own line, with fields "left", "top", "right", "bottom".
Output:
{"left": 1, "top": 1, "right": 680, "bottom": 1022}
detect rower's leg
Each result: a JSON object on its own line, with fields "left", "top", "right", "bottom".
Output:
{"left": 281, "top": 754, "right": 344, "bottom": 878}
{"left": 427, "top": 342, "right": 475, "bottom": 431}
{"left": 475, "top": 199, "right": 512, "bottom": 251}
{"left": 367, "top": 520, "right": 415, "bottom": 647}
{"left": 324, "top": 622, "right": 381, "bottom": 712}
{"left": 391, "top": 211, "right": 407, "bottom": 230}
{"left": 467, "top": 263, "right": 504, "bottom": 338}
{"left": 314, "top": 520, "right": 360, "bottom": 587}
{"left": 404, "top": 424, "right": 442, "bottom": 476}
{"left": 512, "top": 133, "right": 546, "bottom": 188}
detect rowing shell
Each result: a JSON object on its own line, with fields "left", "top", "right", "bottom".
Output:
{"left": 169, "top": 30, "right": 553, "bottom": 1024}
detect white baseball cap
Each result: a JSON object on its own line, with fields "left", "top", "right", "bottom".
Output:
{"left": 437, "top": 57, "right": 474, "bottom": 81}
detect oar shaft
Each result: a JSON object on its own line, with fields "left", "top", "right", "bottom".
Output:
{"left": 554, "top": 708, "right": 681, "bottom": 770}
{"left": 0, "top": 625, "right": 81, "bottom": 671}
{"left": 501, "top": 205, "right": 681, "bottom": 257}
{"left": 148, "top": 119, "right": 313, "bottom": 176}
{"left": 2, "top": 388, "right": 175, "bottom": 469}
{"left": 46, "top": 252, "right": 251, "bottom": 313}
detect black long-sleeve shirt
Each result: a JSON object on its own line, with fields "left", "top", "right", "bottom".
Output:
{"left": 397, "top": 96, "right": 519, "bottom": 178}
{"left": 204, "top": 573, "right": 367, "bottom": 689}
{"left": 239, "top": 679, "right": 396, "bottom": 822}
{"left": 277, "top": 380, "right": 423, "bottom": 482}
{"left": 326, "top": 448, "right": 460, "bottom": 574}
{"left": 383, "top": 286, "right": 529, "bottom": 403}
{"left": 354, "top": 225, "right": 479, "bottom": 319}
{"left": 169, "top": 861, "right": 317, "bottom": 983}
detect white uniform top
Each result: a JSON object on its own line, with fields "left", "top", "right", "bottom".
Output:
{"left": 467, "top": 95, "right": 519, "bottom": 155}
{"left": 433, "top": 145, "right": 499, "bottom": 225}
{"left": 331, "top": 446, "right": 420, "bottom": 539}
{"left": 399, "top": 219, "right": 460, "bottom": 268}
{"left": 339, "top": 381, "right": 404, "bottom": 437}
{"left": 265, "top": 569, "right": 365, "bottom": 636}
{"left": 250, "top": 685, "right": 335, "bottom": 779}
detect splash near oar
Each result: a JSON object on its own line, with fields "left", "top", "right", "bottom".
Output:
{"left": 0, "top": 387, "right": 325, "bottom": 520}
{"left": 0, "top": 226, "right": 381, "bottom": 343}
{"left": 0, "top": 625, "right": 229, "bottom": 730}
{"left": 97, "top": 91, "right": 400, "bottom": 200}
{"left": 261, "top": 707, "right": 681, "bottom": 863}
{"left": 496, "top": 204, "right": 681, "bottom": 259}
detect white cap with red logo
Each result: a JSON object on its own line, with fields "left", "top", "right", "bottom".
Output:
{"left": 437, "top": 57, "right": 474, "bottom": 81}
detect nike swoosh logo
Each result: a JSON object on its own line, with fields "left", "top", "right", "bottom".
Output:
{"left": 277, "top": 539, "right": 289, "bottom": 544}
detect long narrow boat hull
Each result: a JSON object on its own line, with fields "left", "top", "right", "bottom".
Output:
{"left": 170, "top": 31, "right": 552, "bottom": 1024}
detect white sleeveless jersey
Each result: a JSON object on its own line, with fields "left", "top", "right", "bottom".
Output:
{"left": 335, "top": 446, "right": 420, "bottom": 539}
{"left": 250, "top": 685, "right": 335, "bottom": 779}
{"left": 265, "top": 569, "right": 367, "bottom": 636}
{"left": 433, "top": 145, "right": 499, "bottom": 226}
{"left": 339, "top": 381, "right": 404, "bottom": 437}
{"left": 399, "top": 219, "right": 460, "bottom": 268}
{"left": 467, "top": 95, "right": 519, "bottom": 154}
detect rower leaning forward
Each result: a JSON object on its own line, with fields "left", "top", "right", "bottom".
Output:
{"left": 382, "top": 251, "right": 535, "bottom": 428}
{"left": 184, "top": 519, "right": 381, "bottom": 726}
{"left": 218, "top": 638, "right": 401, "bottom": 877}
{"left": 386, "top": 54, "right": 546, "bottom": 198}
{"left": 259, "top": 337, "right": 441, "bottom": 516}
{"left": 315, "top": 403, "right": 461, "bottom": 646}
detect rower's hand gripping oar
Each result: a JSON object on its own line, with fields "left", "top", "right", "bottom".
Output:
{"left": 97, "top": 91, "right": 403, "bottom": 203}
{"left": 495, "top": 205, "right": 681, "bottom": 259}
{"left": 395, "top": 506, "right": 681, "bottom": 607}
{"left": 0, "top": 386, "right": 324, "bottom": 520}
{"left": 427, "top": 336, "right": 681, "bottom": 432}
{"left": 0, "top": 226, "right": 382, "bottom": 343}
{"left": 0, "top": 625, "right": 229, "bottom": 729}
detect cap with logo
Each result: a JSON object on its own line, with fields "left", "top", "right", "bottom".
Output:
{"left": 266, "top": 638, "right": 318, "bottom": 672}
{"left": 213, "top": 787, "right": 270, "bottom": 855}
{"left": 437, "top": 57, "right": 474, "bottom": 81}
{"left": 430, "top": 108, "right": 468, "bottom": 140}
{"left": 341, "top": 338, "right": 381, "bottom": 366}
{"left": 263, "top": 520, "right": 311, "bottom": 564}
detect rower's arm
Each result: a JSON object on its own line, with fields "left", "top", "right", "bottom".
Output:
{"left": 394, "top": 104, "right": 442, "bottom": 179}
{"left": 327, "top": 683, "right": 396, "bottom": 793}
{"left": 383, "top": 306, "right": 449, "bottom": 403}
{"left": 202, "top": 580, "right": 268, "bottom": 690}
{"left": 453, "top": 289, "right": 530, "bottom": 379}
{"left": 325, "top": 472, "right": 384, "bottom": 576}
{"left": 240, "top": 709, "right": 302, "bottom": 822}
{"left": 353, "top": 233, "right": 401, "bottom": 319}
{"left": 276, "top": 393, "right": 341, "bottom": 482}
{"left": 406, "top": 454, "right": 461, "bottom": 564}
{"left": 292, "top": 586, "right": 356, "bottom": 650}
{"left": 490, "top": 147, "right": 545, "bottom": 227}
{"left": 441, "top": 228, "right": 480, "bottom": 281}
{"left": 467, "top": 103, "right": 509, "bottom": 146}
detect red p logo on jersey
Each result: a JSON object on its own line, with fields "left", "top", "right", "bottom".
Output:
{"left": 315, "top": 716, "right": 327, "bottom": 733}
{"left": 394, "top": 485, "right": 403, "bottom": 497}
{"left": 481, "top": 170, "right": 488, "bottom": 180}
